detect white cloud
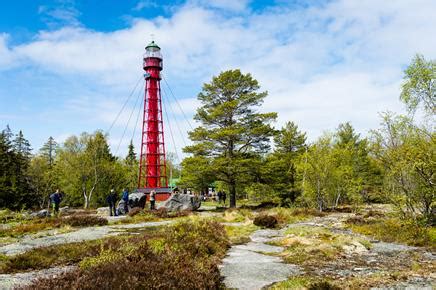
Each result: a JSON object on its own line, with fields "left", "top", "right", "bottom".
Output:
{"left": 189, "top": 0, "right": 251, "bottom": 12}
{"left": 0, "top": 34, "right": 17, "bottom": 68}
{"left": 133, "top": 0, "right": 158, "bottom": 11}
{"left": 1, "top": 0, "right": 435, "bottom": 155}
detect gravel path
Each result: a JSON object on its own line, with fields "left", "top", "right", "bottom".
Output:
{"left": 0, "top": 220, "right": 172, "bottom": 256}
{"left": 220, "top": 228, "right": 301, "bottom": 290}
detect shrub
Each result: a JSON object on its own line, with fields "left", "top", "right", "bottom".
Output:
{"left": 151, "top": 208, "right": 191, "bottom": 218}
{"left": 61, "top": 215, "right": 108, "bottom": 227}
{"left": 253, "top": 214, "right": 278, "bottom": 228}
{"left": 127, "top": 207, "right": 143, "bottom": 217}
{"left": 27, "top": 219, "right": 230, "bottom": 289}
{"left": 309, "top": 281, "right": 340, "bottom": 290}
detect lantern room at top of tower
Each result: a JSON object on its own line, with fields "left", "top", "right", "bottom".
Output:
{"left": 144, "top": 41, "right": 162, "bottom": 59}
{"left": 143, "top": 40, "right": 163, "bottom": 77}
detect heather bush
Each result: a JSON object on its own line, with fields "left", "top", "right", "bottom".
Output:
{"left": 61, "top": 215, "right": 108, "bottom": 227}
{"left": 253, "top": 214, "right": 278, "bottom": 228}
{"left": 151, "top": 208, "right": 191, "bottom": 218}
{"left": 127, "top": 207, "right": 143, "bottom": 217}
{"left": 28, "top": 219, "right": 230, "bottom": 289}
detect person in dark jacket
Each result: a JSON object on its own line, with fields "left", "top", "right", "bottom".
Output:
{"left": 222, "top": 191, "right": 227, "bottom": 206}
{"left": 150, "top": 190, "right": 156, "bottom": 210}
{"left": 122, "top": 188, "right": 129, "bottom": 214}
{"left": 50, "top": 189, "right": 62, "bottom": 216}
{"left": 106, "top": 189, "right": 118, "bottom": 216}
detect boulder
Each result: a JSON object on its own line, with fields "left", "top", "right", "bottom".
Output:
{"left": 117, "top": 192, "right": 146, "bottom": 215}
{"left": 30, "top": 209, "right": 49, "bottom": 218}
{"left": 157, "top": 193, "right": 201, "bottom": 211}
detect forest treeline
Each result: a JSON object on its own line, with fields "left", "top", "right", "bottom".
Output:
{"left": 0, "top": 54, "right": 434, "bottom": 224}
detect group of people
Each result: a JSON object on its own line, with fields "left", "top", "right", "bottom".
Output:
{"left": 48, "top": 187, "right": 160, "bottom": 217}
{"left": 217, "top": 190, "right": 227, "bottom": 205}
{"left": 106, "top": 188, "right": 157, "bottom": 216}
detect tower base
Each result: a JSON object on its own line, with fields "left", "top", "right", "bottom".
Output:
{"left": 135, "top": 187, "right": 172, "bottom": 201}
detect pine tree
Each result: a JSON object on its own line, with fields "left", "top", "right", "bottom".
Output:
{"left": 40, "top": 136, "right": 57, "bottom": 167}
{"left": 184, "top": 69, "right": 277, "bottom": 207}
{"left": 126, "top": 140, "right": 136, "bottom": 167}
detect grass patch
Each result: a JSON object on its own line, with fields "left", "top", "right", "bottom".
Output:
{"left": 269, "top": 276, "right": 312, "bottom": 289}
{"left": 277, "top": 226, "right": 366, "bottom": 268}
{"left": 225, "top": 224, "right": 259, "bottom": 244}
{"left": 0, "top": 218, "right": 60, "bottom": 237}
{"left": 0, "top": 215, "right": 108, "bottom": 238}
{"left": 219, "top": 208, "right": 254, "bottom": 223}
{"left": 346, "top": 217, "right": 436, "bottom": 250}
{"left": 27, "top": 218, "right": 230, "bottom": 289}
{"left": 270, "top": 276, "right": 340, "bottom": 290}
{"left": 0, "top": 236, "right": 131, "bottom": 274}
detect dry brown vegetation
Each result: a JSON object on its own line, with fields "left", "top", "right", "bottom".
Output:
{"left": 24, "top": 218, "right": 230, "bottom": 289}
{"left": 253, "top": 214, "right": 278, "bottom": 228}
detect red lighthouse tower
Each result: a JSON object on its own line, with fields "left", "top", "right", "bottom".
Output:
{"left": 138, "top": 41, "right": 170, "bottom": 200}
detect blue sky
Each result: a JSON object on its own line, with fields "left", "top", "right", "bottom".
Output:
{"left": 0, "top": 0, "right": 435, "bottom": 160}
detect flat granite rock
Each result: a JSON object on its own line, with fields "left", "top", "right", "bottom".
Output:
{"left": 220, "top": 247, "right": 300, "bottom": 290}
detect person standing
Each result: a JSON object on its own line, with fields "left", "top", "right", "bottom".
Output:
{"left": 122, "top": 188, "right": 129, "bottom": 214}
{"left": 150, "top": 190, "right": 156, "bottom": 210}
{"left": 222, "top": 191, "right": 227, "bottom": 206}
{"left": 106, "top": 189, "right": 118, "bottom": 216}
{"left": 50, "top": 189, "right": 62, "bottom": 217}
{"left": 217, "top": 191, "right": 223, "bottom": 204}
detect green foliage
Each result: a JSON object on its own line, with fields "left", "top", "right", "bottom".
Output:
{"left": 296, "top": 123, "right": 380, "bottom": 211}
{"left": 400, "top": 54, "right": 435, "bottom": 115}
{"left": 179, "top": 155, "right": 214, "bottom": 193}
{"left": 54, "top": 131, "right": 129, "bottom": 208}
{"left": 0, "top": 126, "right": 35, "bottom": 210}
{"left": 371, "top": 112, "right": 435, "bottom": 223}
{"left": 183, "top": 69, "right": 277, "bottom": 207}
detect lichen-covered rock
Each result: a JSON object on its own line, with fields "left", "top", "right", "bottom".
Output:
{"left": 116, "top": 192, "right": 146, "bottom": 215}
{"left": 157, "top": 193, "right": 201, "bottom": 211}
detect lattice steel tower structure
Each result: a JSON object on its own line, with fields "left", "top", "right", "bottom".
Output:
{"left": 138, "top": 41, "right": 169, "bottom": 198}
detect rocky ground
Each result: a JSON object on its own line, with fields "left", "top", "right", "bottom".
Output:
{"left": 219, "top": 212, "right": 435, "bottom": 289}
{"left": 0, "top": 206, "right": 434, "bottom": 289}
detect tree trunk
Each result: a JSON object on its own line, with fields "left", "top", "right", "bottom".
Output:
{"left": 229, "top": 181, "right": 236, "bottom": 208}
